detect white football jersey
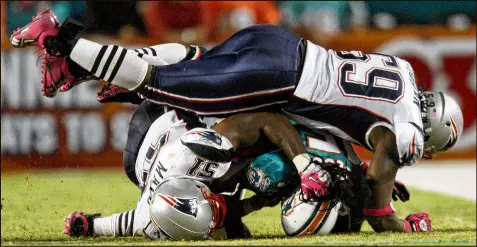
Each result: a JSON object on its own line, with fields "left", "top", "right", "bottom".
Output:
{"left": 131, "top": 111, "right": 234, "bottom": 239}
{"left": 286, "top": 40, "right": 424, "bottom": 166}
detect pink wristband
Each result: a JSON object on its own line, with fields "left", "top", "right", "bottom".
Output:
{"left": 363, "top": 203, "right": 395, "bottom": 216}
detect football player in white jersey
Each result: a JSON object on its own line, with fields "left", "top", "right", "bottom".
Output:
{"left": 62, "top": 107, "right": 331, "bottom": 239}
{"left": 65, "top": 107, "right": 360, "bottom": 239}
{"left": 62, "top": 102, "right": 414, "bottom": 240}
{"left": 13, "top": 10, "right": 463, "bottom": 233}
{"left": 62, "top": 106, "right": 363, "bottom": 240}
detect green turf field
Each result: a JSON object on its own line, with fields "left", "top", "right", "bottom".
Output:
{"left": 1, "top": 169, "right": 476, "bottom": 246}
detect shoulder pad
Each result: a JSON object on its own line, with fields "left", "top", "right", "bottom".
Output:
{"left": 395, "top": 122, "right": 424, "bottom": 166}
{"left": 180, "top": 128, "right": 233, "bottom": 163}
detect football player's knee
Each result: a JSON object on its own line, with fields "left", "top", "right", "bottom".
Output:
{"left": 244, "top": 151, "right": 299, "bottom": 195}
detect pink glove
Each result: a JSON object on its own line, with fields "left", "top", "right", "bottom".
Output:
{"left": 299, "top": 169, "right": 330, "bottom": 201}
{"left": 402, "top": 212, "right": 432, "bottom": 232}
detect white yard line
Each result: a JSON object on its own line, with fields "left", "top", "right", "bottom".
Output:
{"left": 395, "top": 161, "right": 476, "bottom": 201}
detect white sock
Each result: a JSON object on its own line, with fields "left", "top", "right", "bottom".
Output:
{"left": 136, "top": 53, "right": 169, "bottom": 66}
{"left": 93, "top": 210, "right": 135, "bottom": 237}
{"left": 69, "top": 38, "right": 148, "bottom": 90}
{"left": 93, "top": 215, "right": 116, "bottom": 236}
{"left": 133, "top": 43, "right": 187, "bottom": 65}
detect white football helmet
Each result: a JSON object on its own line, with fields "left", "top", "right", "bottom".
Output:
{"left": 281, "top": 189, "right": 342, "bottom": 236}
{"left": 420, "top": 91, "right": 464, "bottom": 157}
{"left": 149, "top": 177, "right": 227, "bottom": 240}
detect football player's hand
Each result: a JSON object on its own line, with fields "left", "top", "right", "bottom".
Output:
{"left": 64, "top": 211, "right": 101, "bottom": 237}
{"left": 392, "top": 180, "right": 410, "bottom": 202}
{"left": 360, "top": 161, "right": 410, "bottom": 202}
{"left": 403, "top": 212, "right": 432, "bottom": 232}
{"left": 299, "top": 169, "right": 330, "bottom": 201}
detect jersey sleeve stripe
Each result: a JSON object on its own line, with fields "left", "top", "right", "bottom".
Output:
{"left": 117, "top": 213, "right": 123, "bottom": 236}
{"left": 123, "top": 211, "right": 129, "bottom": 236}
{"left": 129, "top": 210, "right": 135, "bottom": 236}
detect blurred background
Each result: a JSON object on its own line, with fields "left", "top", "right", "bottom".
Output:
{"left": 1, "top": 1, "right": 476, "bottom": 178}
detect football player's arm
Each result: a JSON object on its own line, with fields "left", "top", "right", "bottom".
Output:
{"left": 213, "top": 112, "right": 309, "bottom": 170}
{"left": 365, "top": 126, "right": 405, "bottom": 232}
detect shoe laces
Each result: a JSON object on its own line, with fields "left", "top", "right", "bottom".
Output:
{"left": 34, "top": 48, "right": 63, "bottom": 66}
{"left": 34, "top": 49, "right": 47, "bottom": 66}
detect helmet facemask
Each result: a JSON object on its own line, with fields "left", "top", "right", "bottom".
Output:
{"left": 420, "top": 91, "right": 464, "bottom": 159}
{"left": 420, "top": 93, "right": 434, "bottom": 159}
{"left": 201, "top": 186, "right": 227, "bottom": 232}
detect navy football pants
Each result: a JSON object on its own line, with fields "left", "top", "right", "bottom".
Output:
{"left": 140, "top": 25, "right": 304, "bottom": 115}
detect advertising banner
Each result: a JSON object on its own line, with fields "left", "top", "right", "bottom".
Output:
{"left": 1, "top": 49, "right": 136, "bottom": 170}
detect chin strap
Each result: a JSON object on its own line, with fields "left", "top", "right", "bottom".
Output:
{"left": 202, "top": 187, "right": 227, "bottom": 232}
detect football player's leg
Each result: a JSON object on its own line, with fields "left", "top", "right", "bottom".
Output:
{"left": 72, "top": 43, "right": 207, "bottom": 103}
{"left": 51, "top": 39, "right": 207, "bottom": 91}
{"left": 60, "top": 41, "right": 192, "bottom": 93}
{"left": 132, "top": 44, "right": 207, "bottom": 66}
{"left": 139, "top": 25, "right": 305, "bottom": 115}
{"left": 66, "top": 184, "right": 167, "bottom": 239}
{"left": 86, "top": 44, "right": 207, "bottom": 103}
{"left": 50, "top": 37, "right": 152, "bottom": 91}
{"left": 49, "top": 25, "right": 303, "bottom": 114}
{"left": 64, "top": 210, "right": 135, "bottom": 237}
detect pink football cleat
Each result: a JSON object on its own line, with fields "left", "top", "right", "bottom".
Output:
{"left": 10, "top": 9, "right": 60, "bottom": 48}
{"left": 40, "top": 52, "right": 80, "bottom": 97}
{"left": 97, "top": 83, "right": 143, "bottom": 104}
{"left": 59, "top": 75, "right": 94, "bottom": 93}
